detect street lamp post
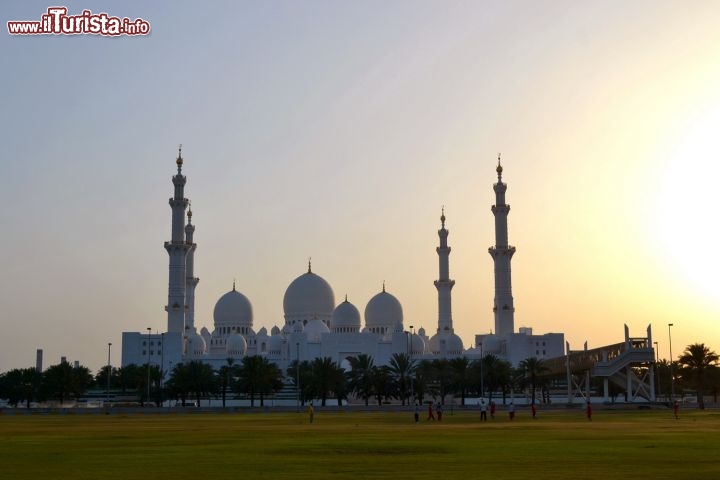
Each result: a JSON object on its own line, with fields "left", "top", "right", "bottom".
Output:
{"left": 106, "top": 342, "right": 112, "bottom": 406}
{"left": 146, "top": 327, "right": 151, "bottom": 405}
{"left": 668, "top": 323, "right": 674, "bottom": 402}
{"left": 409, "top": 325, "right": 414, "bottom": 402}
{"left": 160, "top": 332, "right": 164, "bottom": 407}
{"left": 479, "top": 342, "right": 484, "bottom": 401}
{"left": 296, "top": 342, "right": 300, "bottom": 413}
{"left": 653, "top": 341, "right": 661, "bottom": 400}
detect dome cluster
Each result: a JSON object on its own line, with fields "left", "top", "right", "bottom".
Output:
{"left": 186, "top": 265, "right": 463, "bottom": 361}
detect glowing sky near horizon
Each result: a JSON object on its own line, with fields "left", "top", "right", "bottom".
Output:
{"left": 1, "top": 0, "right": 718, "bottom": 373}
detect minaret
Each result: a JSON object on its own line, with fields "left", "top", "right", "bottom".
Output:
{"left": 184, "top": 207, "right": 199, "bottom": 331}
{"left": 488, "top": 155, "right": 516, "bottom": 336}
{"left": 434, "top": 207, "right": 456, "bottom": 334}
{"left": 164, "top": 146, "right": 191, "bottom": 333}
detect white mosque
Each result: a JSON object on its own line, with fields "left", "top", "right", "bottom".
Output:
{"left": 121, "top": 149, "right": 564, "bottom": 374}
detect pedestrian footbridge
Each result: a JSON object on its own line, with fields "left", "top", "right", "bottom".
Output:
{"left": 542, "top": 324, "right": 656, "bottom": 403}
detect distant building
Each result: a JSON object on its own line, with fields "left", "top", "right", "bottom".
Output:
{"left": 121, "top": 149, "right": 564, "bottom": 373}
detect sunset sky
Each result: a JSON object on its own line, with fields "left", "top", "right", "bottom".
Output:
{"left": 1, "top": 1, "right": 718, "bottom": 372}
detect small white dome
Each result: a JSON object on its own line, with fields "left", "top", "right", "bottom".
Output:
{"left": 305, "top": 318, "right": 330, "bottom": 342}
{"left": 283, "top": 269, "right": 335, "bottom": 319}
{"left": 411, "top": 334, "right": 425, "bottom": 355}
{"left": 332, "top": 299, "right": 361, "bottom": 332}
{"left": 256, "top": 328, "right": 270, "bottom": 355}
{"left": 213, "top": 288, "right": 253, "bottom": 327}
{"left": 365, "top": 289, "right": 403, "bottom": 329}
{"left": 446, "top": 333, "right": 464, "bottom": 354}
{"left": 186, "top": 330, "right": 206, "bottom": 358}
{"left": 226, "top": 333, "right": 247, "bottom": 358}
{"left": 268, "top": 334, "right": 284, "bottom": 354}
{"left": 428, "top": 332, "right": 464, "bottom": 355}
{"left": 418, "top": 327, "right": 426, "bottom": 337}
{"left": 271, "top": 326, "right": 281, "bottom": 335}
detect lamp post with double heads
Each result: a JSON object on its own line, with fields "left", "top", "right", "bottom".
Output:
{"left": 146, "top": 327, "right": 151, "bottom": 405}
{"left": 668, "top": 323, "right": 674, "bottom": 402}
{"left": 106, "top": 342, "right": 112, "bottom": 406}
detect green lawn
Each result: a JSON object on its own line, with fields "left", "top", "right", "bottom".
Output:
{"left": 1, "top": 408, "right": 718, "bottom": 479}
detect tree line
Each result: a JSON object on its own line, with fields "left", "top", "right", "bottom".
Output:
{"left": 1, "top": 343, "right": 717, "bottom": 408}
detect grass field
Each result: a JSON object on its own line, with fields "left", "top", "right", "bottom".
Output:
{"left": 1, "top": 407, "right": 718, "bottom": 479}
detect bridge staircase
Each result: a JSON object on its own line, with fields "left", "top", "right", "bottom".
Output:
{"left": 541, "top": 324, "right": 657, "bottom": 403}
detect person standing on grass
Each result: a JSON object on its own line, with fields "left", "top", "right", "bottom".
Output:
{"left": 436, "top": 402, "right": 443, "bottom": 421}
{"left": 427, "top": 401, "right": 436, "bottom": 421}
{"left": 586, "top": 401, "right": 592, "bottom": 421}
{"left": 673, "top": 400, "right": 679, "bottom": 419}
{"left": 308, "top": 402, "right": 315, "bottom": 424}
{"left": 490, "top": 401, "right": 496, "bottom": 419}
{"left": 531, "top": 402, "right": 537, "bottom": 419}
{"left": 480, "top": 400, "right": 487, "bottom": 421}
{"left": 508, "top": 402, "right": 515, "bottom": 420}
{"left": 414, "top": 403, "right": 420, "bottom": 423}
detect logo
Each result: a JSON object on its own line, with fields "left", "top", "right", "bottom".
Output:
{"left": 7, "top": 7, "right": 151, "bottom": 36}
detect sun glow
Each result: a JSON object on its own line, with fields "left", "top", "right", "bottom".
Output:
{"left": 650, "top": 102, "right": 720, "bottom": 305}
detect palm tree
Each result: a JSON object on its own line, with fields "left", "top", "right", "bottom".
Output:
{"left": 310, "top": 357, "right": 340, "bottom": 406}
{"left": 219, "top": 358, "right": 236, "bottom": 408}
{"left": 431, "top": 359, "right": 452, "bottom": 405}
{"left": 678, "top": 343, "right": 719, "bottom": 409}
{"left": 331, "top": 363, "right": 348, "bottom": 406}
{"left": 237, "top": 355, "right": 283, "bottom": 407}
{"left": 449, "top": 357, "right": 471, "bottom": 406}
{"left": 372, "top": 366, "right": 393, "bottom": 406}
{"left": 478, "top": 354, "right": 512, "bottom": 403}
{"left": 347, "top": 354, "right": 375, "bottom": 405}
{"left": 518, "top": 357, "right": 548, "bottom": 405}
{"left": 414, "top": 359, "right": 436, "bottom": 404}
{"left": 287, "top": 360, "right": 313, "bottom": 405}
{"left": 42, "top": 362, "right": 93, "bottom": 405}
{"left": 166, "top": 361, "right": 217, "bottom": 406}
{"left": 388, "top": 353, "right": 416, "bottom": 405}
{"left": 0, "top": 368, "right": 43, "bottom": 408}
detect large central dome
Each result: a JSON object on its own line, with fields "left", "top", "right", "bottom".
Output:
{"left": 283, "top": 267, "right": 335, "bottom": 321}
{"left": 213, "top": 288, "right": 253, "bottom": 327}
{"left": 365, "top": 288, "right": 403, "bottom": 328}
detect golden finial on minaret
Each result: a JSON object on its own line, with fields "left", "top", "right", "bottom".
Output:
{"left": 496, "top": 152, "right": 503, "bottom": 177}
{"left": 441, "top": 205, "right": 446, "bottom": 228}
{"left": 176, "top": 144, "right": 183, "bottom": 167}
{"left": 308, "top": 257, "right": 312, "bottom": 273}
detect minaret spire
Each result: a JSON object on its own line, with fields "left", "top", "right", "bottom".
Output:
{"left": 176, "top": 144, "right": 183, "bottom": 173}
{"left": 184, "top": 205, "right": 199, "bottom": 331}
{"left": 434, "top": 207, "right": 455, "bottom": 334}
{"left": 165, "top": 147, "right": 191, "bottom": 333}
{"left": 488, "top": 157, "right": 515, "bottom": 336}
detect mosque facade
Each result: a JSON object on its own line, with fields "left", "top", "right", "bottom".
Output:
{"left": 121, "top": 150, "right": 564, "bottom": 373}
